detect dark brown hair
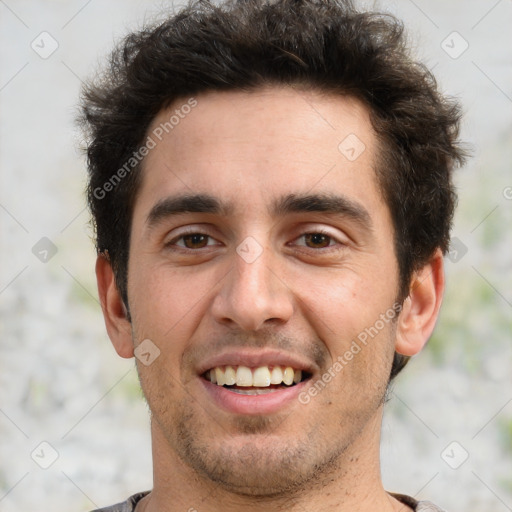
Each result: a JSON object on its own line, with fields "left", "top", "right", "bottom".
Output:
{"left": 80, "top": 0, "right": 466, "bottom": 379}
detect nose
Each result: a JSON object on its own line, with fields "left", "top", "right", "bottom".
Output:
{"left": 211, "top": 242, "right": 294, "bottom": 332}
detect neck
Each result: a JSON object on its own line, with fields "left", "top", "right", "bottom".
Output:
{"left": 140, "top": 407, "right": 404, "bottom": 512}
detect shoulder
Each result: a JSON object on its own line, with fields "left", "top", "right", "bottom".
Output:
{"left": 416, "top": 502, "right": 448, "bottom": 512}
{"left": 391, "top": 492, "right": 448, "bottom": 511}
{"left": 89, "top": 491, "right": 150, "bottom": 512}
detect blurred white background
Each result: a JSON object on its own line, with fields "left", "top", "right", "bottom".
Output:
{"left": 0, "top": 1, "right": 511, "bottom": 511}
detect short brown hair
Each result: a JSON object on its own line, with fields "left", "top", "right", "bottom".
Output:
{"left": 80, "top": 0, "right": 466, "bottom": 379}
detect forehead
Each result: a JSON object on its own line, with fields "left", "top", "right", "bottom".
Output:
{"left": 135, "top": 86, "right": 385, "bottom": 223}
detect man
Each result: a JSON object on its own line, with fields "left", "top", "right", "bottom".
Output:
{"left": 80, "top": 0, "right": 466, "bottom": 510}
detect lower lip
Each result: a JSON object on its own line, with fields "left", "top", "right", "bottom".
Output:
{"left": 201, "top": 378, "right": 309, "bottom": 415}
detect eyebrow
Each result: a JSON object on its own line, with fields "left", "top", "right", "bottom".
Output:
{"left": 146, "top": 193, "right": 233, "bottom": 226}
{"left": 271, "top": 193, "right": 372, "bottom": 230}
{"left": 145, "top": 192, "right": 373, "bottom": 231}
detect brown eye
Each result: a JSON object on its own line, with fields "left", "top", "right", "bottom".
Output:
{"left": 166, "top": 229, "right": 222, "bottom": 253}
{"left": 181, "top": 233, "right": 210, "bottom": 249}
{"left": 303, "top": 233, "right": 333, "bottom": 249}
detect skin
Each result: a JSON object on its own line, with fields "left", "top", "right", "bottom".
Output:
{"left": 96, "top": 86, "right": 445, "bottom": 511}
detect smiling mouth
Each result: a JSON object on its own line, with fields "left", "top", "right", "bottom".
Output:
{"left": 203, "top": 365, "right": 312, "bottom": 395}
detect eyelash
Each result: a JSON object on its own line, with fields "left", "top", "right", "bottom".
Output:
{"left": 166, "top": 228, "right": 344, "bottom": 253}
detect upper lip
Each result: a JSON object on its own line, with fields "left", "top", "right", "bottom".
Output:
{"left": 197, "top": 349, "right": 316, "bottom": 376}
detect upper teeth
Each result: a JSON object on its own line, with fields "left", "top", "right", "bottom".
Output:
{"left": 208, "top": 365, "right": 302, "bottom": 387}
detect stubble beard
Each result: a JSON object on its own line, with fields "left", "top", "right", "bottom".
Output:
{"left": 145, "top": 380, "right": 388, "bottom": 499}
{"left": 134, "top": 317, "right": 397, "bottom": 499}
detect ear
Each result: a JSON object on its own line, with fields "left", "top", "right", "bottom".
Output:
{"left": 395, "top": 248, "right": 445, "bottom": 357}
{"left": 95, "top": 254, "right": 134, "bottom": 358}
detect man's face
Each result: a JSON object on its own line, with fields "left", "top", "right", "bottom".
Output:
{"left": 127, "top": 86, "right": 400, "bottom": 495}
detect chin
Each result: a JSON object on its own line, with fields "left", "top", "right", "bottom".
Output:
{"left": 169, "top": 408, "right": 344, "bottom": 498}
{"left": 184, "top": 444, "right": 322, "bottom": 497}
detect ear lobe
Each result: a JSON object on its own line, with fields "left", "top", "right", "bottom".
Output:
{"left": 395, "top": 249, "right": 445, "bottom": 357}
{"left": 95, "top": 254, "right": 134, "bottom": 359}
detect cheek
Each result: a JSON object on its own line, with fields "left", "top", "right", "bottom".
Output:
{"left": 137, "top": 358, "right": 185, "bottom": 424}
{"left": 295, "top": 265, "right": 397, "bottom": 382}
{"left": 128, "top": 260, "right": 212, "bottom": 337}
{"left": 297, "top": 266, "right": 388, "bottom": 338}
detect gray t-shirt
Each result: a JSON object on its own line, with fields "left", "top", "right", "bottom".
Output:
{"left": 91, "top": 491, "right": 447, "bottom": 511}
